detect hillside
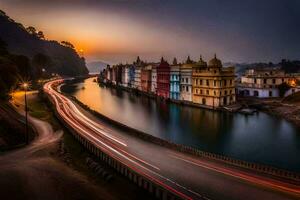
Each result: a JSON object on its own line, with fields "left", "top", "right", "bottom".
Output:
{"left": 0, "top": 10, "right": 88, "bottom": 76}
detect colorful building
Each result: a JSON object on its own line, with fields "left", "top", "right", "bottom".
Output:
{"left": 157, "top": 57, "right": 170, "bottom": 98}
{"left": 121, "top": 64, "right": 129, "bottom": 87}
{"left": 151, "top": 64, "right": 158, "bottom": 94}
{"left": 141, "top": 65, "right": 152, "bottom": 93}
{"left": 132, "top": 56, "right": 144, "bottom": 90}
{"left": 180, "top": 56, "right": 193, "bottom": 102}
{"left": 170, "top": 58, "right": 180, "bottom": 100}
{"left": 114, "top": 65, "right": 122, "bottom": 85}
{"left": 192, "top": 54, "right": 236, "bottom": 108}
{"left": 128, "top": 65, "right": 135, "bottom": 88}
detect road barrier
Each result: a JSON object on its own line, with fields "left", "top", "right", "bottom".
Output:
{"left": 68, "top": 94, "right": 300, "bottom": 184}
{"left": 45, "top": 90, "right": 197, "bottom": 200}
{"left": 45, "top": 82, "right": 300, "bottom": 200}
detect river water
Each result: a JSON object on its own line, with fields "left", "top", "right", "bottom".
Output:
{"left": 61, "top": 78, "right": 300, "bottom": 172}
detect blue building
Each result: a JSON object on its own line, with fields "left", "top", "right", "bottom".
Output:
{"left": 170, "top": 58, "right": 180, "bottom": 100}
{"left": 128, "top": 65, "right": 135, "bottom": 88}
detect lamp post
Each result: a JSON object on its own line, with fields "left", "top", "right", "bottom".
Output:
{"left": 22, "top": 83, "right": 29, "bottom": 144}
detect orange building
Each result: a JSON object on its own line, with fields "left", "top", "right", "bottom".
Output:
{"left": 141, "top": 65, "right": 152, "bottom": 93}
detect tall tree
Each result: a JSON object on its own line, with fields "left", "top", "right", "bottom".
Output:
{"left": 26, "top": 26, "right": 37, "bottom": 36}
{"left": 61, "top": 41, "right": 74, "bottom": 49}
{"left": 37, "top": 31, "right": 45, "bottom": 40}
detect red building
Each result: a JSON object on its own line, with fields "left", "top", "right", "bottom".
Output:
{"left": 157, "top": 57, "right": 170, "bottom": 98}
{"left": 141, "top": 66, "right": 152, "bottom": 93}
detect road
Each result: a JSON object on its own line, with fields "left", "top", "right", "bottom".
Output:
{"left": 44, "top": 79, "right": 300, "bottom": 200}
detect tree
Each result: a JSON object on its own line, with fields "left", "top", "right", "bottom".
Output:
{"left": 277, "top": 82, "right": 291, "bottom": 97}
{"left": 26, "top": 26, "right": 37, "bottom": 36}
{"left": 37, "top": 31, "right": 45, "bottom": 40}
{"left": 61, "top": 41, "right": 74, "bottom": 49}
{"left": 11, "top": 55, "right": 32, "bottom": 80}
{"left": 32, "top": 53, "right": 51, "bottom": 78}
{"left": 0, "top": 38, "right": 8, "bottom": 55}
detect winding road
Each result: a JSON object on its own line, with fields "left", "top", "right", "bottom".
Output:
{"left": 44, "top": 79, "right": 300, "bottom": 200}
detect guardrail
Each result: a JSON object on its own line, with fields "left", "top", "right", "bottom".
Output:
{"left": 69, "top": 95, "right": 300, "bottom": 184}
{"left": 45, "top": 90, "right": 198, "bottom": 200}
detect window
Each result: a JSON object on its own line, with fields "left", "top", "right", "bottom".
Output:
{"left": 214, "top": 80, "right": 216, "bottom": 86}
{"left": 272, "top": 79, "right": 276, "bottom": 84}
{"left": 264, "top": 79, "right": 267, "bottom": 84}
{"left": 186, "top": 78, "right": 188, "bottom": 83}
{"left": 230, "top": 80, "right": 232, "bottom": 85}
{"left": 200, "top": 90, "right": 203, "bottom": 94}
{"left": 214, "top": 91, "right": 216, "bottom": 95}
{"left": 202, "top": 98, "right": 206, "bottom": 105}
{"left": 254, "top": 78, "right": 257, "bottom": 84}
{"left": 200, "top": 79, "right": 203, "bottom": 85}
{"left": 225, "top": 90, "right": 228, "bottom": 95}
{"left": 224, "top": 80, "right": 227, "bottom": 86}
{"left": 206, "top": 90, "right": 209, "bottom": 95}
{"left": 186, "top": 86, "right": 189, "bottom": 92}
{"left": 269, "top": 91, "right": 272, "bottom": 97}
{"left": 206, "top": 80, "right": 209, "bottom": 86}
{"left": 196, "top": 79, "right": 198, "bottom": 85}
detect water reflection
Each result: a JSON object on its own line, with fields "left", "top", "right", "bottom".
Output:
{"left": 62, "top": 78, "right": 300, "bottom": 172}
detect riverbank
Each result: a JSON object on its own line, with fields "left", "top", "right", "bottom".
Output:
{"left": 0, "top": 90, "right": 154, "bottom": 200}
{"left": 99, "top": 80, "right": 240, "bottom": 111}
{"left": 239, "top": 97, "right": 300, "bottom": 128}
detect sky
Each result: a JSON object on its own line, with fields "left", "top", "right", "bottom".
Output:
{"left": 1, "top": 0, "right": 300, "bottom": 64}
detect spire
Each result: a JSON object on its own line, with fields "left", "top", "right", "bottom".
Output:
{"left": 161, "top": 57, "right": 165, "bottom": 63}
{"left": 173, "top": 57, "right": 177, "bottom": 65}
{"left": 136, "top": 56, "right": 141, "bottom": 63}
{"left": 214, "top": 53, "right": 217, "bottom": 59}
{"left": 186, "top": 56, "right": 192, "bottom": 64}
{"left": 199, "top": 55, "right": 203, "bottom": 61}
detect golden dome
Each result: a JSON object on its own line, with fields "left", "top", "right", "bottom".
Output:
{"left": 208, "top": 54, "right": 222, "bottom": 67}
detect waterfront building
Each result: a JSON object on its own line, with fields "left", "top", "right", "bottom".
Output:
{"left": 121, "top": 64, "right": 130, "bottom": 87}
{"left": 180, "top": 56, "right": 193, "bottom": 102}
{"left": 111, "top": 65, "right": 117, "bottom": 85}
{"left": 192, "top": 54, "right": 236, "bottom": 108}
{"left": 141, "top": 65, "right": 152, "bottom": 93}
{"left": 157, "top": 57, "right": 170, "bottom": 98}
{"left": 114, "top": 65, "right": 122, "bottom": 85}
{"left": 170, "top": 58, "right": 180, "bottom": 100}
{"left": 128, "top": 65, "right": 135, "bottom": 88}
{"left": 132, "top": 56, "right": 145, "bottom": 90}
{"left": 106, "top": 65, "right": 112, "bottom": 83}
{"left": 237, "top": 68, "right": 300, "bottom": 98}
{"left": 151, "top": 64, "right": 158, "bottom": 94}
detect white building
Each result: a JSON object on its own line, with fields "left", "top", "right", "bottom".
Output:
{"left": 237, "top": 68, "right": 299, "bottom": 98}
{"left": 151, "top": 64, "right": 158, "bottom": 94}
{"left": 133, "top": 65, "right": 142, "bottom": 90}
{"left": 121, "top": 65, "right": 129, "bottom": 87}
{"left": 180, "top": 57, "right": 193, "bottom": 102}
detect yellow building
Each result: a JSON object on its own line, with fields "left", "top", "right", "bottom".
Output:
{"left": 192, "top": 55, "right": 236, "bottom": 108}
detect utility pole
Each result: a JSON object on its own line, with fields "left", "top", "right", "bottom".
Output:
{"left": 23, "top": 83, "right": 29, "bottom": 144}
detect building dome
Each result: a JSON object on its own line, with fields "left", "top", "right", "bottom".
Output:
{"left": 197, "top": 55, "right": 207, "bottom": 67}
{"left": 208, "top": 54, "right": 222, "bottom": 67}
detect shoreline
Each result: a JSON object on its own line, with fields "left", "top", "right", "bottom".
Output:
{"left": 61, "top": 87, "right": 300, "bottom": 182}
{"left": 238, "top": 97, "right": 300, "bottom": 128}
{"left": 100, "top": 79, "right": 300, "bottom": 128}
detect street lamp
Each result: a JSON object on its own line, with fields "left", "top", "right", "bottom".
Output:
{"left": 22, "top": 82, "right": 29, "bottom": 144}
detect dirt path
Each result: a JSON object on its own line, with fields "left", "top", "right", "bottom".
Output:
{"left": 0, "top": 91, "right": 113, "bottom": 200}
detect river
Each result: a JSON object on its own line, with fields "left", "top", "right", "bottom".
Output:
{"left": 61, "top": 77, "right": 300, "bottom": 172}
